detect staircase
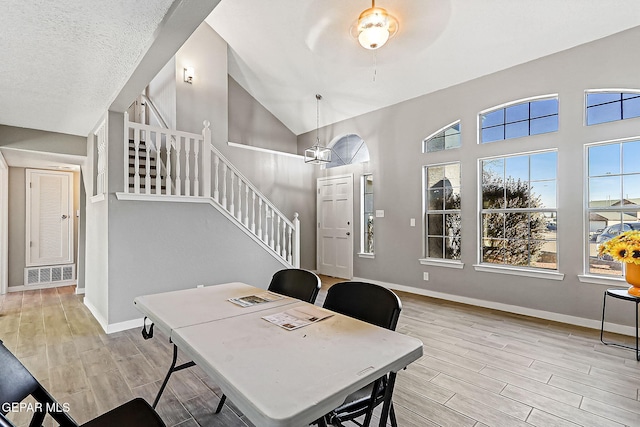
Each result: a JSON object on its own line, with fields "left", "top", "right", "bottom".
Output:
{"left": 120, "top": 112, "right": 300, "bottom": 268}
{"left": 128, "top": 140, "right": 166, "bottom": 193}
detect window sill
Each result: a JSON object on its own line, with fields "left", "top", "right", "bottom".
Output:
{"left": 90, "top": 194, "right": 105, "bottom": 203}
{"left": 419, "top": 258, "right": 464, "bottom": 269}
{"left": 473, "top": 264, "right": 564, "bottom": 280}
{"left": 577, "top": 274, "right": 626, "bottom": 287}
{"left": 358, "top": 252, "right": 375, "bottom": 259}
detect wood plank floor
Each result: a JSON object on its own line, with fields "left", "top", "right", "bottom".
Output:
{"left": 1, "top": 277, "right": 640, "bottom": 426}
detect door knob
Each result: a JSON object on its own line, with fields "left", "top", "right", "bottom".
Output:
{"left": 346, "top": 232, "right": 351, "bottom": 236}
{"left": 61, "top": 215, "right": 68, "bottom": 219}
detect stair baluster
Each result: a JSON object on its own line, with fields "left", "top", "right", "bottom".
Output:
{"left": 184, "top": 137, "right": 191, "bottom": 196}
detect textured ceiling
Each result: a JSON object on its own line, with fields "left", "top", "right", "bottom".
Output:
{"left": 0, "top": 0, "right": 175, "bottom": 136}
{"left": 207, "top": 0, "right": 640, "bottom": 135}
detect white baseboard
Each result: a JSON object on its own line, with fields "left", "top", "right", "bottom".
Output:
{"left": 83, "top": 298, "right": 143, "bottom": 334}
{"left": 352, "top": 276, "right": 636, "bottom": 338}
{"left": 75, "top": 287, "right": 85, "bottom": 295}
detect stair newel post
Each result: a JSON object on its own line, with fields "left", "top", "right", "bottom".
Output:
{"left": 221, "top": 163, "right": 227, "bottom": 208}
{"left": 293, "top": 213, "right": 300, "bottom": 268}
{"left": 236, "top": 179, "right": 242, "bottom": 221}
{"left": 213, "top": 154, "right": 220, "bottom": 202}
{"left": 134, "top": 126, "right": 141, "bottom": 194}
{"left": 251, "top": 191, "right": 256, "bottom": 232}
{"left": 154, "top": 131, "right": 161, "bottom": 195}
{"left": 175, "top": 134, "right": 182, "bottom": 196}
{"left": 258, "top": 199, "right": 263, "bottom": 241}
{"left": 229, "top": 172, "right": 235, "bottom": 215}
{"left": 202, "top": 120, "right": 211, "bottom": 199}
{"left": 165, "top": 132, "right": 172, "bottom": 195}
{"left": 145, "top": 133, "right": 151, "bottom": 195}
{"left": 123, "top": 112, "right": 129, "bottom": 193}
{"left": 193, "top": 136, "right": 200, "bottom": 196}
{"left": 184, "top": 137, "right": 191, "bottom": 197}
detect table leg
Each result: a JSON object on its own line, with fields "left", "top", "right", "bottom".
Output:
{"left": 636, "top": 300, "right": 639, "bottom": 361}
{"left": 378, "top": 372, "right": 397, "bottom": 427}
{"left": 600, "top": 291, "right": 607, "bottom": 344}
{"left": 153, "top": 344, "right": 196, "bottom": 408}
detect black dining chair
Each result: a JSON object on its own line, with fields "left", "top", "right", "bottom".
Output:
{"left": 0, "top": 340, "right": 166, "bottom": 427}
{"left": 214, "top": 268, "right": 322, "bottom": 414}
{"left": 321, "top": 281, "right": 402, "bottom": 427}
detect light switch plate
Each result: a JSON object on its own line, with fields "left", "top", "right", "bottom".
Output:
{"left": 423, "top": 272, "right": 429, "bottom": 281}
{"left": 375, "top": 210, "right": 385, "bottom": 218}
{"left": 410, "top": 218, "right": 415, "bottom": 227}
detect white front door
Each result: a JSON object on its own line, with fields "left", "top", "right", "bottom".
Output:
{"left": 26, "top": 169, "right": 74, "bottom": 266}
{"left": 317, "top": 174, "right": 353, "bottom": 279}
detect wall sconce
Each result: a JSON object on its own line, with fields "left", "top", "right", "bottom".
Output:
{"left": 184, "top": 66, "right": 195, "bottom": 84}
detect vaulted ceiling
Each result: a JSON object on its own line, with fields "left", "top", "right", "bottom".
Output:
{"left": 2, "top": 0, "right": 640, "bottom": 139}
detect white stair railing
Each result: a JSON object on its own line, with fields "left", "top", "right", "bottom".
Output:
{"left": 209, "top": 143, "right": 300, "bottom": 267}
{"left": 122, "top": 114, "right": 299, "bottom": 267}
{"left": 124, "top": 112, "right": 211, "bottom": 197}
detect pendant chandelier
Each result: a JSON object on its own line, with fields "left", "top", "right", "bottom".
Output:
{"left": 354, "top": 0, "right": 398, "bottom": 50}
{"left": 304, "top": 94, "right": 331, "bottom": 165}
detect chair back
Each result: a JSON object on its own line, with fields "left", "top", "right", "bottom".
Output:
{"left": 268, "top": 269, "right": 321, "bottom": 304}
{"left": 0, "top": 340, "right": 39, "bottom": 414}
{"left": 323, "top": 282, "right": 402, "bottom": 330}
{"left": 0, "top": 413, "right": 16, "bottom": 427}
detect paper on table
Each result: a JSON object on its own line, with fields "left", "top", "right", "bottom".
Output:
{"left": 228, "top": 291, "right": 284, "bottom": 307}
{"left": 262, "top": 305, "right": 333, "bottom": 330}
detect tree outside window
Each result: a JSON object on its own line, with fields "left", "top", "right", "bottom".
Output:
{"left": 480, "top": 151, "right": 557, "bottom": 269}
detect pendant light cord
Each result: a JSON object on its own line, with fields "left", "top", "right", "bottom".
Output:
{"left": 316, "top": 94, "right": 322, "bottom": 144}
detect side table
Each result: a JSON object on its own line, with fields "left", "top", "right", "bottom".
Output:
{"left": 600, "top": 288, "right": 640, "bottom": 361}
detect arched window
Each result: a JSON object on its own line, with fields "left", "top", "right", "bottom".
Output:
{"left": 423, "top": 121, "right": 461, "bottom": 153}
{"left": 480, "top": 96, "right": 558, "bottom": 143}
{"left": 586, "top": 90, "right": 640, "bottom": 125}
{"left": 326, "top": 134, "right": 370, "bottom": 169}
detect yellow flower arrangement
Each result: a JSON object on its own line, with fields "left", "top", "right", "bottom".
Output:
{"left": 598, "top": 230, "right": 640, "bottom": 265}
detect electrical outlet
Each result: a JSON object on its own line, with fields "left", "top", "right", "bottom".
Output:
{"left": 197, "top": 284, "right": 204, "bottom": 288}
{"left": 423, "top": 272, "right": 429, "bottom": 281}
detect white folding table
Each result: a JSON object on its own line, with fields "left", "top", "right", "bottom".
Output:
{"left": 134, "top": 282, "right": 423, "bottom": 427}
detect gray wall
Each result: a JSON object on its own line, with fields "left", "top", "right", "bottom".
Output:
{"left": 228, "top": 77, "right": 298, "bottom": 154}
{"left": 297, "top": 26, "right": 640, "bottom": 327}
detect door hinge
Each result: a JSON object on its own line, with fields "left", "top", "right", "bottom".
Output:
{"left": 317, "top": 188, "right": 320, "bottom": 194}
{"left": 29, "top": 241, "right": 33, "bottom": 247}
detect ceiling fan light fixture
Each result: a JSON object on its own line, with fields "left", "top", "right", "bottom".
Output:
{"left": 356, "top": 2, "right": 398, "bottom": 50}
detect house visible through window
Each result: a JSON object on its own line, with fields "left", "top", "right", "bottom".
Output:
{"left": 423, "top": 121, "right": 461, "bottom": 153}
{"left": 586, "top": 91, "right": 640, "bottom": 126}
{"left": 480, "top": 97, "right": 558, "bottom": 144}
{"left": 480, "top": 151, "right": 557, "bottom": 269}
{"left": 361, "top": 174, "right": 374, "bottom": 255}
{"left": 424, "top": 162, "right": 461, "bottom": 260}
{"left": 586, "top": 139, "right": 640, "bottom": 276}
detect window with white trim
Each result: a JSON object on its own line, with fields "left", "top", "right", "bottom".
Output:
{"left": 586, "top": 91, "right": 640, "bottom": 126}
{"left": 480, "top": 97, "right": 558, "bottom": 143}
{"left": 586, "top": 139, "right": 640, "bottom": 277}
{"left": 480, "top": 151, "right": 557, "bottom": 269}
{"left": 424, "top": 162, "right": 461, "bottom": 260}
{"left": 423, "top": 121, "right": 461, "bottom": 153}
{"left": 360, "top": 174, "right": 374, "bottom": 255}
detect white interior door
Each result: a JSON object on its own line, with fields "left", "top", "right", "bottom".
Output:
{"left": 317, "top": 174, "right": 353, "bottom": 279}
{"left": 26, "top": 169, "right": 74, "bottom": 266}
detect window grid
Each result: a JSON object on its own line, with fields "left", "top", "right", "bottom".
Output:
{"left": 586, "top": 92, "right": 640, "bottom": 126}
{"left": 480, "top": 151, "right": 558, "bottom": 270}
{"left": 586, "top": 139, "right": 640, "bottom": 277}
{"left": 480, "top": 97, "right": 559, "bottom": 143}
{"left": 424, "top": 162, "right": 461, "bottom": 261}
{"left": 423, "top": 121, "right": 461, "bottom": 153}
